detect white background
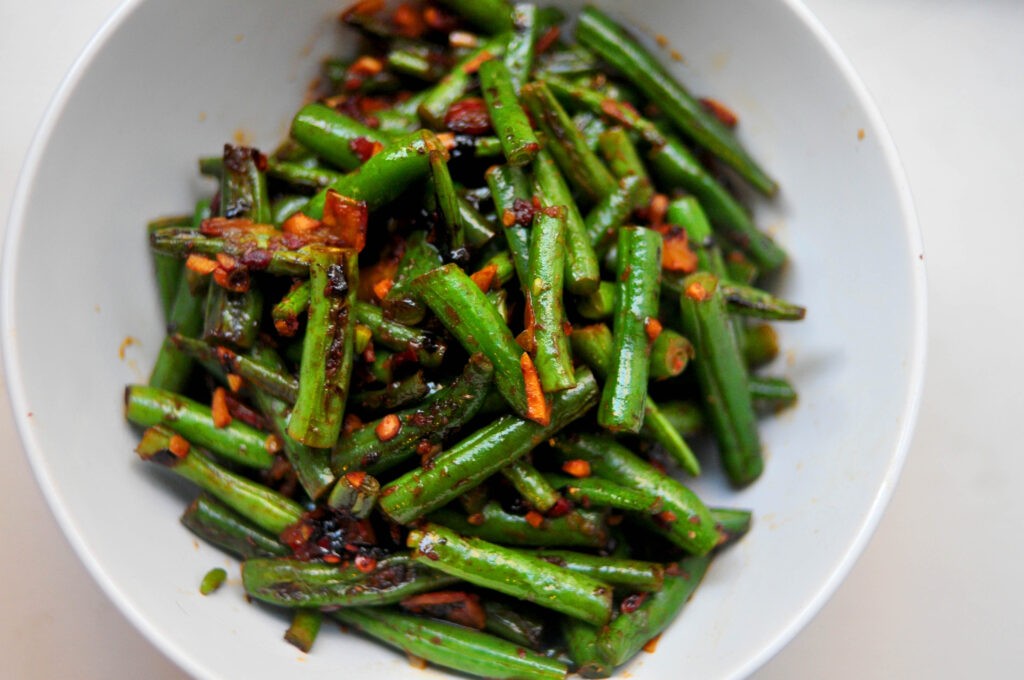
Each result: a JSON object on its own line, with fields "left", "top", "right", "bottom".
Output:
{"left": 1, "top": 0, "right": 1021, "bottom": 677}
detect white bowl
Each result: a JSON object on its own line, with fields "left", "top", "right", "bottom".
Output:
{"left": 2, "top": 0, "right": 925, "bottom": 678}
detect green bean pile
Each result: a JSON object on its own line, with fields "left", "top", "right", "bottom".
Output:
{"left": 129, "top": 2, "right": 806, "bottom": 677}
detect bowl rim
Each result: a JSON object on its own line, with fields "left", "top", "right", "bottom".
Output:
{"left": 1, "top": 0, "right": 927, "bottom": 678}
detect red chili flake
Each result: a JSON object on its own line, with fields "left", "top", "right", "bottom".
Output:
{"left": 644, "top": 317, "right": 663, "bottom": 342}
{"left": 460, "top": 50, "right": 494, "bottom": 74}
{"left": 354, "top": 555, "right": 377, "bottom": 573}
{"left": 168, "top": 435, "right": 190, "bottom": 459}
{"left": 469, "top": 264, "right": 498, "bottom": 293}
{"left": 215, "top": 252, "right": 237, "bottom": 270}
{"left": 349, "top": 136, "right": 384, "bottom": 163}
{"left": 535, "top": 25, "right": 560, "bottom": 54}
{"left": 689, "top": 514, "right": 703, "bottom": 526}
{"left": 524, "top": 511, "right": 544, "bottom": 529}
{"left": 423, "top": 5, "right": 459, "bottom": 33}
{"left": 185, "top": 254, "right": 218, "bottom": 275}
{"left": 211, "top": 388, "right": 232, "bottom": 428}
{"left": 443, "top": 98, "right": 491, "bottom": 135}
{"left": 547, "top": 498, "right": 571, "bottom": 518}
{"left": 406, "top": 654, "right": 428, "bottom": 670}
{"left": 343, "top": 413, "right": 364, "bottom": 434}
{"left": 226, "top": 373, "right": 244, "bottom": 392}
{"left": 282, "top": 212, "right": 321, "bottom": 234}
{"left": 322, "top": 189, "right": 368, "bottom": 252}
{"left": 392, "top": 2, "right": 426, "bottom": 38}
{"left": 467, "top": 513, "right": 485, "bottom": 526}
{"left": 599, "top": 98, "right": 641, "bottom": 127}
{"left": 660, "top": 224, "right": 699, "bottom": 273}
{"left": 373, "top": 277, "right": 394, "bottom": 299}
{"left": 700, "top": 98, "right": 738, "bottom": 128}
{"left": 621, "top": 592, "right": 649, "bottom": 614}
{"left": 345, "top": 471, "right": 367, "bottom": 489}
{"left": 562, "top": 459, "right": 591, "bottom": 478}
{"left": 501, "top": 209, "right": 517, "bottom": 227}
{"left": 685, "top": 281, "right": 709, "bottom": 302}
{"left": 376, "top": 414, "right": 401, "bottom": 441}
{"left": 658, "top": 510, "right": 678, "bottom": 524}
{"left": 643, "top": 634, "right": 662, "bottom": 653}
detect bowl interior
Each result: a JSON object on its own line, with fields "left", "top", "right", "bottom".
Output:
{"left": 2, "top": 0, "right": 924, "bottom": 678}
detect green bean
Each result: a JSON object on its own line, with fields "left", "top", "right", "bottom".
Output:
{"left": 535, "top": 550, "right": 665, "bottom": 592}
{"left": 598, "top": 127, "right": 654, "bottom": 208}
{"left": 596, "top": 554, "right": 712, "bottom": 666}
{"left": 202, "top": 284, "right": 263, "bottom": 350}
{"left": 649, "top": 134, "right": 785, "bottom": 271}
{"left": 528, "top": 207, "right": 575, "bottom": 391}
{"left": 485, "top": 164, "right": 532, "bottom": 291}
{"left": 198, "top": 156, "right": 222, "bottom": 178}
{"left": 504, "top": 3, "right": 538, "bottom": 91}
{"left": 427, "top": 149, "right": 468, "bottom": 264}
{"left": 419, "top": 35, "right": 509, "bottom": 129}
{"left": 724, "top": 249, "right": 760, "bottom": 285}
{"left": 501, "top": 459, "right": 562, "bottom": 512}
{"left": 719, "top": 281, "right": 807, "bottom": 321}
{"left": 378, "top": 367, "right": 598, "bottom": 523}
{"left": 677, "top": 272, "right": 762, "bottom": 486}
{"left": 656, "top": 401, "right": 705, "bottom": 438}
{"left": 459, "top": 194, "right": 498, "bottom": 248}
{"left": 648, "top": 328, "right": 693, "bottom": 381}
{"left": 569, "top": 323, "right": 700, "bottom": 477}
{"left": 147, "top": 214, "right": 192, "bottom": 320}
{"left": 712, "top": 507, "right": 753, "bottom": 548}
{"left": 408, "top": 522, "right": 613, "bottom": 625}
{"left": 573, "top": 111, "right": 608, "bottom": 151}
{"left": 148, "top": 201, "right": 212, "bottom": 392}
{"left": 271, "top": 280, "right": 309, "bottom": 337}
{"left": 387, "top": 42, "right": 446, "bottom": 81}
{"left": 479, "top": 59, "right": 540, "bottom": 166}
{"left": 742, "top": 323, "right": 780, "bottom": 368}
{"left": 249, "top": 344, "right": 335, "bottom": 500}
{"left": 242, "top": 555, "right": 459, "bottom": 608}
{"left": 584, "top": 175, "right": 642, "bottom": 254}
{"left": 125, "top": 385, "right": 275, "bottom": 469}
{"left": 271, "top": 194, "right": 308, "bottom": 225}
{"left": 287, "top": 247, "right": 357, "bottom": 448}
{"left": 169, "top": 334, "right": 299, "bottom": 403}
{"left": 562, "top": 616, "right": 611, "bottom": 678}
{"left": 429, "top": 503, "right": 606, "bottom": 548}
{"left": 353, "top": 301, "right": 446, "bottom": 368}
{"left": 749, "top": 375, "right": 798, "bottom": 410}
{"left": 180, "top": 494, "right": 290, "bottom": 559}
{"left": 349, "top": 371, "right": 430, "bottom": 413}
{"left": 332, "top": 354, "right": 494, "bottom": 475}
{"left": 543, "top": 74, "right": 664, "bottom": 147}
{"left": 434, "top": 0, "right": 514, "bottom": 35}
{"left": 284, "top": 609, "right": 322, "bottom": 653}
{"left": 136, "top": 425, "right": 301, "bottom": 533}
{"left": 532, "top": 149, "right": 601, "bottom": 295}
{"left": 521, "top": 81, "right": 617, "bottom": 203}
{"left": 305, "top": 130, "right": 445, "bottom": 218}
{"left": 333, "top": 607, "right": 567, "bottom": 680}
{"left": 482, "top": 599, "right": 546, "bottom": 649}
{"left": 374, "top": 109, "right": 420, "bottom": 135}
{"left": 598, "top": 227, "right": 662, "bottom": 433}
{"left": 326, "top": 472, "right": 380, "bottom": 519}
{"left": 666, "top": 196, "right": 726, "bottom": 277}
{"left": 323, "top": 58, "right": 402, "bottom": 94}
{"left": 410, "top": 263, "right": 529, "bottom": 417}
{"left": 576, "top": 281, "right": 615, "bottom": 321}
{"left": 554, "top": 433, "right": 716, "bottom": 554}
{"left": 200, "top": 567, "right": 227, "bottom": 595}
{"left": 383, "top": 230, "right": 443, "bottom": 325}
{"left": 545, "top": 474, "right": 664, "bottom": 515}
{"left": 266, "top": 159, "right": 346, "bottom": 191}
{"left": 533, "top": 42, "right": 599, "bottom": 78}
{"left": 575, "top": 6, "right": 776, "bottom": 195}
{"left": 149, "top": 229, "right": 314, "bottom": 276}
{"left": 220, "top": 144, "right": 272, "bottom": 223}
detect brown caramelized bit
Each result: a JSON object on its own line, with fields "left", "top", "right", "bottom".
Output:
{"left": 444, "top": 98, "right": 492, "bottom": 135}
{"left": 700, "top": 98, "right": 738, "bottom": 128}
{"left": 407, "top": 654, "right": 428, "bottom": 670}
{"left": 562, "top": 459, "right": 591, "bottom": 478}
{"left": 265, "top": 434, "right": 283, "bottom": 455}
{"left": 343, "top": 413, "right": 364, "bottom": 434}
{"left": 548, "top": 498, "right": 571, "bottom": 518}
{"left": 535, "top": 25, "right": 560, "bottom": 54}
{"left": 644, "top": 317, "right": 663, "bottom": 342}
{"left": 168, "top": 435, "right": 190, "bottom": 459}
{"left": 621, "top": 592, "right": 649, "bottom": 614}
{"left": 510, "top": 197, "right": 535, "bottom": 226}
{"left": 376, "top": 414, "right": 401, "bottom": 441}
{"left": 222, "top": 391, "right": 266, "bottom": 429}
{"left": 467, "top": 513, "right": 485, "bottom": 526}
{"left": 469, "top": 264, "right": 498, "bottom": 293}
{"left": 211, "top": 387, "right": 232, "bottom": 428}
{"left": 400, "top": 591, "right": 486, "bottom": 630}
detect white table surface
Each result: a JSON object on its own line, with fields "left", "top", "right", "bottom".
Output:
{"left": 2, "top": 0, "right": 1022, "bottom": 677}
